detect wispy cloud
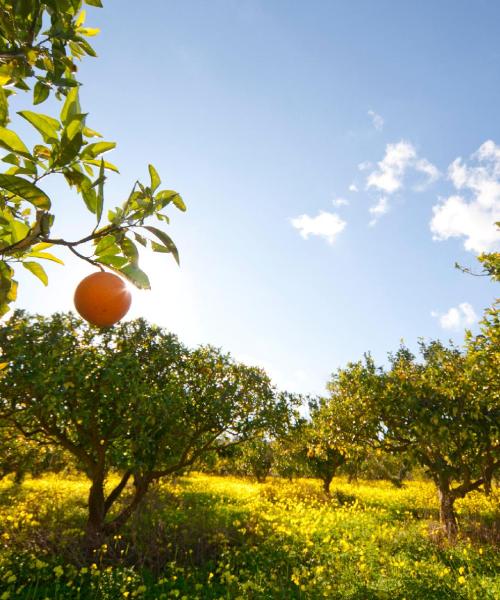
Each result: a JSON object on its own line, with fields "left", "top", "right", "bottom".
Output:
{"left": 366, "top": 141, "right": 439, "bottom": 195}
{"left": 332, "top": 197, "right": 349, "bottom": 207}
{"left": 364, "top": 141, "right": 439, "bottom": 224}
{"left": 430, "top": 140, "right": 500, "bottom": 253}
{"left": 431, "top": 302, "right": 478, "bottom": 331}
{"left": 368, "top": 197, "right": 389, "bottom": 226}
{"left": 358, "top": 161, "right": 372, "bottom": 172}
{"left": 349, "top": 183, "right": 358, "bottom": 192}
{"left": 368, "top": 109, "right": 384, "bottom": 131}
{"left": 291, "top": 211, "right": 346, "bottom": 244}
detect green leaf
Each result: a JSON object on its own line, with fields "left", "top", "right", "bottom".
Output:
{"left": 134, "top": 233, "right": 147, "bottom": 247}
{"left": 18, "top": 111, "right": 60, "bottom": 144}
{"left": 96, "top": 159, "right": 105, "bottom": 224}
{"left": 155, "top": 189, "right": 186, "bottom": 211}
{"left": 76, "top": 9, "right": 86, "bottom": 27}
{"left": 10, "top": 220, "right": 29, "bottom": 242}
{"left": 95, "top": 234, "right": 118, "bottom": 256}
{"left": 82, "top": 126, "right": 102, "bottom": 138}
{"left": 120, "top": 238, "right": 139, "bottom": 265}
{"left": 0, "top": 87, "right": 8, "bottom": 126}
{"left": 0, "top": 127, "right": 31, "bottom": 157}
{"left": 98, "top": 255, "right": 128, "bottom": 268}
{"left": 151, "top": 241, "right": 169, "bottom": 253}
{"left": 7, "top": 279, "right": 17, "bottom": 303}
{"left": 60, "top": 87, "right": 80, "bottom": 126}
{"left": 83, "top": 158, "right": 119, "bottom": 173}
{"left": 22, "top": 261, "right": 48, "bottom": 285}
{"left": 144, "top": 225, "right": 180, "bottom": 265}
{"left": 84, "top": 0, "right": 103, "bottom": 7}
{"left": 172, "top": 194, "right": 186, "bottom": 212}
{"left": 54, "top": 132, "right": 83, "bottom": 166}
{"left": 31, "top": 242, "right": 54, "bottom": 251}
{"left": 22, "top": 158, "right": 37, "bottom": 175}
{"left": 81, "top": 178, "right": 97, "bottom": 213}
{"left": 33, "top": 81, "right": 50, "bottom": 105}
{"left": 4, "top": 166, "right": 33, "bottom": 176}
{"left": 26, "top": 251, "right": 64, "bottom": 265}
{"left": 118, "top": 264, "right": 151, "bottom": 289}
{"left": 1, "top": 153, "right": 19, "bottom": 166}
{"left": 66, "top": 113, "right": 87, "bottom": 140}
{"left": 81, "top": 141, "right": 116, "bottom": 159}
{"left": 75, "top": 36, "right": 97, "bottom": 57}
{"left": 77, "top": 27, "right": 100, "bottom": 37}
{"left": 63, "top": 168, "right": 86, "bottom": 187}
{"left": 0, "top": 261, "right": 16, "bottom": 309}
{"left": 33, "top": 145, "right": 51, "bottom": 159}
{"left": 148, "top": 164, "right": 161, "bottom": 192}
{"left": 0, "top": 175, "right": 51, "bottom": 209}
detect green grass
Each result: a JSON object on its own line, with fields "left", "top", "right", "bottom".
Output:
{"left": 0, "top": 473, "right": 498, "bottom": 599}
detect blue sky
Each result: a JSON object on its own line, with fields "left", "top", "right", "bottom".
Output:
{"left": 11, "top": 0, "right": 500, "bottom": 394}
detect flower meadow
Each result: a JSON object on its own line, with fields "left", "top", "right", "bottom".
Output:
{"left": 0, "top": 473, "right": 498, "bottom": 599}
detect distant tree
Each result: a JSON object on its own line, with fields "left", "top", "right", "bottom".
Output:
{"left": 241, "top": 437, "right": 274, "bottom": 483}
{"left": 347, "top": 450, "right": 413, "bottom": 488}
{"left": 272, "top": 418, "right": 311, "bottom": 480}
{"left": 0, "top": 0, "right": 184, "bottom": 316}
{"left": 0, "top": 425, "right": 67, "bottom": 483}
{"left": 306, "top": 362, "right": 382, "bottom": 496}
{"left": 344, "top": 318, "right": 499, "bottom": 539}
{"left": 0, "top": 311, "right": 292, "bottom": 548}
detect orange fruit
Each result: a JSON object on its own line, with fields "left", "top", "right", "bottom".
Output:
{"left": 74, "top": 271, "right": 132, "bottom": 327}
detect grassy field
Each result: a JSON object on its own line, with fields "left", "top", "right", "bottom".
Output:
{"left": 0, "top": 473, "right": 498, "bottom": 599}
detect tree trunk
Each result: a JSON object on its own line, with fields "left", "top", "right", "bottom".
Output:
{"left": 438, "top": 486, "right": 458, "bottom": 540}
{"left": 103, "top": 476, "right": 151, "bottom": 536}
{"left": 85, "top": 472, "right": 107, "bottom": 553}
{"left": 323, "top": 473, "right": 333, "bottom": 495}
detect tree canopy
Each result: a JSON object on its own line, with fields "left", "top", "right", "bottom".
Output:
{"left": 323, "top": 307, "right": 499, "bottom": 538}
{"left": 0, "top": 311, "right": 293, "bottom": 544}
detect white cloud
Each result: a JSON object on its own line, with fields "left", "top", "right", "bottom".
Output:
{"left": 366, "top": 140, "right": 438, "bottom": 195}
{"left": 358, "top": 161, "right": 372, "bottom": 171}
{"left": 414, "top": 158, "right": 440, "bottom": 189}
{"left": 291, "top": 211, "right": 346, "bottom": 244}
{"left": 432, "top": 302, "right": 478, "bottom": 331}
{"left": 368, "top": 109, "right": 384, "bottom": 131}
{"left": 368, "top": 197, "right": 389, "bottom": 226}
{"left": 430, "top": 140, "right": 500, "bottom": 253}
{"left": 332, "top": 197, "right": 349, "bottom": 207}
{"left": 349, "top": 183, "right": 358, "bottom": 192}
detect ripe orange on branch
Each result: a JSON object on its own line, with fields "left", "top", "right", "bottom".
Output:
{"left": 74, "top": 271, "right": 132, "bottom": 327}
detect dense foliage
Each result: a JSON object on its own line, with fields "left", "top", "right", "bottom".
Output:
{"left": 320, "top": 304, "right": 500, "bottom": 538}
{"left": 0, "top": 311, "right": 293, "bottom": 546}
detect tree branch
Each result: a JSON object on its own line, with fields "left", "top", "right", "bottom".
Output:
{"left": 104, "top": 469, "right": 132, "bottom": 515}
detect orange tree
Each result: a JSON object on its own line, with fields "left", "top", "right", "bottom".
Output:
{"left": 0, "top": 311, "right": 293, "bottom": 548}
{"left": 240, "top": 436, "right": 275, "bottom": 483}
{"left": 338, "top": 316, "right": 499, "bottom": 540}
{"left": 306, "top": 364, "right": 380, "bottom": 495}
{"left": 0, "top": 0, "right": 184, "bottom": 316}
